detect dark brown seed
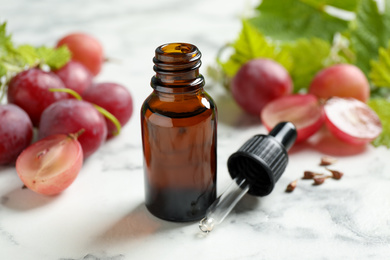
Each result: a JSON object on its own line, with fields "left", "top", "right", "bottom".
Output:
{"left": 320, "top": 156, "right": 337, "bottom": 166}
{"left": 326, "top": 168, "right": 344, "bottom": 180}
{"left": 313, "top": 177, "right": 326, "bottom": 185}
{"left": 286, "top": 180, "right": 298, "bottom": 192}
{"left": 302, "top": 171, "right": 322, "bottom": 179}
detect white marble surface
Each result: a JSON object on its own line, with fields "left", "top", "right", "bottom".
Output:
{"left": 1, "top": 0, "right": 390, "bottom": 259}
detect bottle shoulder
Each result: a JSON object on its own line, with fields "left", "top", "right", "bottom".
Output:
{"left": 142, "top": 90, "right": 216, "bottom": 117}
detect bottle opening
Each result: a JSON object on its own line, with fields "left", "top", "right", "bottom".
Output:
{"left": 161, "top": 43, "right": 195, "bottom": 54}
{"left": 151, "top": 42, "right": 204, "bottom": 93}
{"left": 155, "top": 43, "right": 200, "bottom": 64}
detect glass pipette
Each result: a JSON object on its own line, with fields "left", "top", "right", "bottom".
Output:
{"left": 199, "top": 122, "right": 297, "bottom": 233}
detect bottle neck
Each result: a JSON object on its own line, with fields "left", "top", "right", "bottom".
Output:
{"left": 151, "top": 43, "right": 205, "bottom": 93}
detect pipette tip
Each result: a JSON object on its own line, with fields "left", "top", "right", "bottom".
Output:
{"left": 199, "top": 217, "right": 215, "bottom": 233}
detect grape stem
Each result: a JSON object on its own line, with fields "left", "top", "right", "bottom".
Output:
{"left": 50, "top": 88, "right": 82, "bottom": 100}
{"left": 49, "top": 88, "right": 121, "bottom": 136}
{"left": 93, "top": 105, "right": 121, "bottom": 136}
{"left": 69, "top": 128, "right": 85, "bottom": 139}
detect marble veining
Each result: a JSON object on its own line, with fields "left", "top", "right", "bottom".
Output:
{"left": 60, "top": 254, "right": 125, "bottom": 260}
{"left": 1, "top": 0, "right": 390, "bottom": 259}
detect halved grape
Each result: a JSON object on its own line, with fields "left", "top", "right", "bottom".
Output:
{"left": 324, "top": 97, "right": 382, "bottom": 145}
{"left": 261, "top": 94, "right": 324, "bottom": 143}
{"left": 16, "top": 133, "right": 83, "bottom": 195}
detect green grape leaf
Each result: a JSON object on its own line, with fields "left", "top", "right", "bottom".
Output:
{"left": 368, "top": 98, "right": 390, "bottom": 148}
{"left": 0, "top": 22, "right": 14, "bottom": 58}
{"left": 283, "top": 38, "right": 332, "bottom": 92}
{"left": 219, "top": 20, "right": 292, "bottom": 78}
{"left": 249, "top": 0, "right": 354, "bottom": 42}
{"left": 16, "top": 45, "right": 40, "bottom": 66}
{"left": 0, "top": 22, "right": 21, "bottom": 77}
{"left": 349, "top": 0, "right": 390, "bottom": 76}
{"left": 0, "top": 22, "right": 70, "bottom": 74}
{"left": 314, "top": 0, "right": 359, "bottom": 11}
{"left": 35, "top": 45, "right": 71, "bottom": 70}
{"left": 0, "top": 22, "right": 71, "bottom": 101}
{"left": 370, "top": 43, "right": 390, "bottom": 87}
{"left": 15, "top": 45, "right": 71, "bottom": 70}
{"left": 0, "top": 64, "right": 6, "bottom": 77}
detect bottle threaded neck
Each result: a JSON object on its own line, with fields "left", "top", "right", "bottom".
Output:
{"left": 151, "top": 43, "right": 204, "bottom": 93}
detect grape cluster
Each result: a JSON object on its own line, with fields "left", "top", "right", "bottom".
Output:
{"left": 1, "top": 33, "right": 133, "bottom": 195}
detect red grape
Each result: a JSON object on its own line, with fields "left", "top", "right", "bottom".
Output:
{"left": 261, "top": 94, "right": 324, "bottom": 143}
{"left": 0, "top": 104, "right": 33, "bottom": 165}
{"left": 16, "top": 133, "right": 83, "bottom": 195}
{"left": 82, "top": 82, "right": 133, "bottom": 138}
{"left": 231, "top": 58, "right": 293, "bottom": 115}
{"left": 7, "top": 68, "right": 68, "bottom": 126}
{"left": 56, "top": 33, "right": 104, "bottom": 76}
{"left": 324, "top": 97, "right": 382, "bottom": 145}
{"left": 54, "top": 60, "right": 93, "bottom": 95}
{"left": 39, "top": 99, "right": 107, "bottom": 158}
{"left": 309, "top": 64, "right": 370, "bottom": 103}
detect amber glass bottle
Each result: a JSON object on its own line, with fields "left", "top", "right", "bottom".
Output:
{"left": 141, "top": 43, "right": 217, "bottom": 222}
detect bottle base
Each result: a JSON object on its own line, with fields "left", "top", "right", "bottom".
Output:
{"left": 145, "top": 205, "right": 205, "bottom": 223}
{"left": 145, "top": 187, "right": 215, "bottom": 223}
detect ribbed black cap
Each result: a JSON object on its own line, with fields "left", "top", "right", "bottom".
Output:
{"left": 227, "top": 122, "right": 297, "bottom": 196}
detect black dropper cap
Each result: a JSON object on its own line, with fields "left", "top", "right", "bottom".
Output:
{"left": 227, "top": 122, "right": 297, "bottom": 196}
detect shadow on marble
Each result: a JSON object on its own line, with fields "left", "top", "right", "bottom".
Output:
{"left": 94, "top": 203, "right": 190, "bottom": 244}
{"left": 0, "top": 165, "right": 16, "bottom": 174}
{"left": 304, "top": 126, "right": 367, "bottom": 157}
{"left": 1, "top": 186, "right": 57, "bottom": 211}
{"left": 235, "top": 193, "right": 261, "bottom": 214}
{"left": 212, "top": 92, "right": 262, "bottom": 128}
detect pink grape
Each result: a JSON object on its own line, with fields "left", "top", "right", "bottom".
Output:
{"left": 54, "top": 60, "right": 93, "bottom": 95}
{"left": 0, "top": 104, "right": 33, "bottom": 165}
{"left": 261, "top": 94, "right": 324, "bottom": 143}
{"left": 56, "top": 33, "right": 104, "bottom": 76}
{"left": 16, "top": 133, "right": 83, "bottom": 195}
{"left": 309, "top": 64, "right": 370, "bottom": 103}
{"left": 231, "top": 58, "right": 293, "bottom": 115}
{"left": 82, "top": 82, "right": 133, "bottom": 138}
{"left": 7, "top": 68, "right": 68, "bottom": 126}
{"left": 324, "top": 97, "right": 382, "bottom": 145}
{"left": 38, "top": 99, "right": 107, "bottom": 158}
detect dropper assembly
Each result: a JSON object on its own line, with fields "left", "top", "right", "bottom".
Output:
{"left": 199, "top": 122, "right": 297, "bottom": 233}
